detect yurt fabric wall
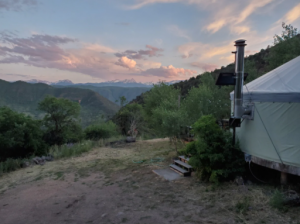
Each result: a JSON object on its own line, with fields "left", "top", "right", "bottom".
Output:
{"left": 230, "top": 56, "right": 300, "bottom": 168}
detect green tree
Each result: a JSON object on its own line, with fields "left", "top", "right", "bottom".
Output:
{"left": 273, "top": 22, "right": 298, "bottom": 45}
{"left": 144, "top": 82, "right": 185, "bottom": 150}
{"left": 119, "top": 96, "right": 128, "bottom": 107}
{"left": 268, "top": 23, "right": 300, "bottom": 70}
{"left": 183, "top": 73, "right": 231, "bottom": 125}
{"left": 114, "top": 103, "right": 147, "bottom": 136}
{"left": 38, "top": 96, "right": 82, "bottom": 145}
{"left": 0, "top": 107, "right": 47, "bottom": 161}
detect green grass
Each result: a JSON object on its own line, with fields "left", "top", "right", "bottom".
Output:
{"left": 0, "top": 136, "right": 124, "bottom": 176}
{"left": 235, "top": 197, "right": 251, "bottom": 214}
{"left": 0, "top": 158, "right": 30, "bottom": 175}
{"left": 269, "top": 189, "right": 288, "bottom": 212}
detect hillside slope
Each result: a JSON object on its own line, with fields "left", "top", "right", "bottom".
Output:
{"left": 0, "top": 80, "right": 120, "bottom": 126}
{"left": 56, "top": 85, "right": 152, "bottom": 105}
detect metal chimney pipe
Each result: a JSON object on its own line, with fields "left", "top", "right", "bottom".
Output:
{"left": 234, "top": 39, "right": 246, "bottom": 118}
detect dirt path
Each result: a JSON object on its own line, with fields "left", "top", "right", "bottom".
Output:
{"left": 0, "top": 139, "right": 299, "bottom": 224}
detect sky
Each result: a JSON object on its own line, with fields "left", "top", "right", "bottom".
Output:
{"left": 0, "top": 0, "right": 300, "bottom": 83}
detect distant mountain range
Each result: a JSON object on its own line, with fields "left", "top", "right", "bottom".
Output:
{"left": 0, "top": 79, "right": 120, "bottom": 127}
{"left": 26, "top": 78, "right": 184, "bottom": 88}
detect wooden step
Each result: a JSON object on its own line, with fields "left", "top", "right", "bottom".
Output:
{"left": 178, "top": 155, "right": 190, "bottom": 163}
{"left": 169, "top": 164, "right": 191, "bottom": 177}
{"left": 174, "top": 160, "right": 192, "bottom": 170}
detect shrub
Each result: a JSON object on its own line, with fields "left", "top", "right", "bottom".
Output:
{"left": 270, "top": 189, "right": 287, "bottom": 212}
{"left": 185, "top": 115, "right": 245, "bottom": 183}
{"left": 0, "top": 107, "right": 47, "bottom": 161}
{"left": 49, "top": 141, "right": 94, "bottom": 159}
{"left": 0, "top": 158, "right": 24, "bottom": 175}
{"left": 84, "top": 121, "right": 118, "bottom": 140}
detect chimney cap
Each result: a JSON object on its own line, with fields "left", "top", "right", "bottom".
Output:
{"left": 234, "top": 39, "right": 247, "bottom": 46}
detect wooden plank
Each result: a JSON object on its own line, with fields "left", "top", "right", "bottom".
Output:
{"left": 178, "top": 155, "right": 189, "bottom": 162}
{"left": 251, "top": 156, "right": 300, "bottom": 176}
{"left": 169, "top": 164, "right": 189, "bottom": 174}
{"left": 174, "top": 160, "right": 192, "bottom": 169}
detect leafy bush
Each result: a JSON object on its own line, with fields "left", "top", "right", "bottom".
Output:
{"left": 84, "top": 121, "right": 118, "bottom": 140}
{"left": 0, "top": 158, "right": 26, "bottom": 175}
{"left": 0, "top": 107, "right": 47, "bottom": 161}
{"left": 185, "top": 115, "right": 245, "bottom": 183}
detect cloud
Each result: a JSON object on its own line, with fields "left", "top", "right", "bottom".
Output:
{"left": 142, "top": 65, "right": 197, "bottom": 78}
{"left": 230, "top": 26, "right": 251, "bottom": 35}
{"left": 115, "top": 45, "right": 163, "bottom": 59}
{"left": 115, "top": 56, "right": 137, "bottom": 69}
{"left": 190, "top": 62, "right": 218, "bottom": 71}
{"left": 0, "top": 32, "right": 76, "bottom": 61}
{"left": 168, "top": 25, "right": 191, "bottom": 41}
{"left": 0, "top": 33, "right": 196, "bottom": 81}
{"left": 0, "top": 0, "right": 38, "bottom": 11}
{"left": 126, "top": 0, "right": 179, "bottom": 10}
{"left": 0, "top": 32, "right": 122, "bottom": 78}
{"left": 281, "top": 2, "right": 300, "bottom": 24}
{"left": 206, "top": 20, "right": 226, "bottom": 33}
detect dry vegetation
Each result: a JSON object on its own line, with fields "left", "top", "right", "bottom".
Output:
{"left": 0, "top": 139, "right": 299, "bottom": 224}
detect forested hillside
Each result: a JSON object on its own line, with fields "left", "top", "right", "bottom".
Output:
{"left": 57, "top": 85, "right": 151, "bottom": 106}
{"left": 0, "top": 80, "right": 120, "bottom": 127}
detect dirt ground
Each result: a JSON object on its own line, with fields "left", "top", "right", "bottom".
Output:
{"left": 0, "top": 139, "right": 299, "bottom": 224}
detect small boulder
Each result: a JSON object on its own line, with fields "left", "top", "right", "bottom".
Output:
{"left": 234, "top": 176, "right": 244, "bottom": 185}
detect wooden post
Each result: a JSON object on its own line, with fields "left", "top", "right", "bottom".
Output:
{"left": 280, "top": 172, "right": 288, "bottom": 185}
{"left": 232, "top": 127, "right": 236, "bottom": 146}
{"left": 178, "top": 95, "right": 181, "bottom": 108}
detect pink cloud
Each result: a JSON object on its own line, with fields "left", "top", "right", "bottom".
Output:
{"left": 142, "top": 65, "right": 198, "bottom": 79}
{"left": 115, "top": 56, "right": 137, "bottom": 69}
{"left": 0, "top": 33, "right": 197, "bottom": 82}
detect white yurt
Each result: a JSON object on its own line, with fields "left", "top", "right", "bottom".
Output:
{"left": 230, "top": 55, "right": 300, "bottom": 173}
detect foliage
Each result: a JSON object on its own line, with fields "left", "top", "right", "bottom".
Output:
{"left": 49, "top": 141, "right": 94, "bottom": 159}
{"left": 0, "top": 107, "right": 47, "bottom": 161}
{"left": 84, "top": 120, "right": 119, "bottom": 140}
{"left": 185, "top": 115, "right": 245, "bottom": 183}
{"left": 0, "top": 158, "right": 29, "bottom": 175}
{"left": 235, "top": 197, "right": 251, "bottom": 214}
{"left": 144, "top": 82, "right": 185, "bottom": 138}
{"left": 273, "top": 22, "right": 298, "bottom": 45}
{"left": 268, "top": 23, "right": 300, "bottom": 70}
{"left": 183, "top": 73, "right": 231, "bottom": 124}
{"left": 38, "top": 96, "right": 83, "bottom": 145}
{"left": 269, "top": 189, "right": 287, "bottom": 212}
{"left": 113, "top": 103, "right": 148, "bottom": 136}
{"left": 118, "top": 96, "right": 128, "bottom": 107}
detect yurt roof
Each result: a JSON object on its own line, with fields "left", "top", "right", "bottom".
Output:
{"left": 230, "top": 56, "right": 300, "bottom": 102}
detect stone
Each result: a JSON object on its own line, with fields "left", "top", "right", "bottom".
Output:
{"left": 234, "top": 176, "right": 244, "bottom": 185}
{"left": 21, "top": 161, "right": 30, "bottom": 168}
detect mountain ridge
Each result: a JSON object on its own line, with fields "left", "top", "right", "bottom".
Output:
{"left": 0, "top": 79, "right": 120, "bottom": 127}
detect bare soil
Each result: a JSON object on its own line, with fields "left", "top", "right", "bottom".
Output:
{"left": 0, "top": 139, "right": 299, "bottom": 224}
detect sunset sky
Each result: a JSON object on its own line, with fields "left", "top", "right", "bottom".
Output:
{"left": 0, "top": 0, "right": 300, "bottom": 83}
